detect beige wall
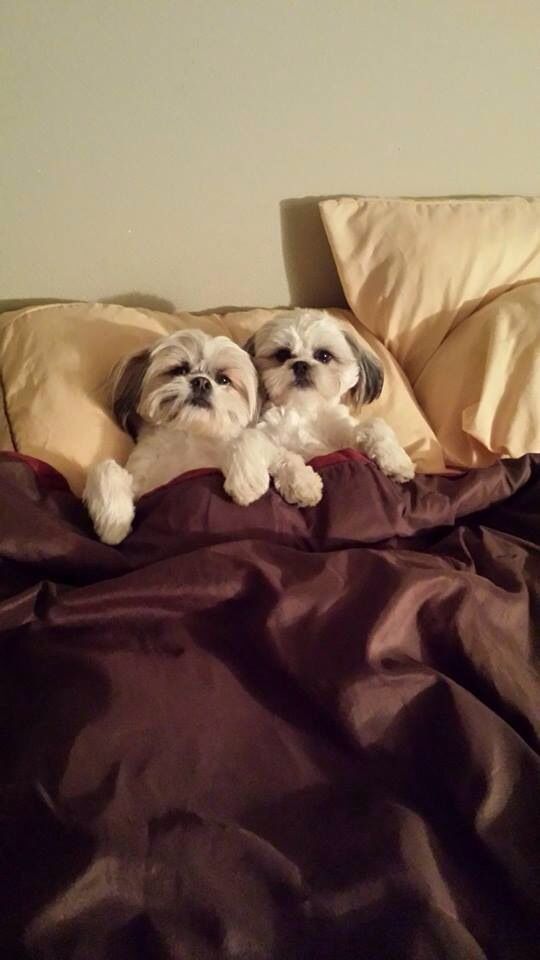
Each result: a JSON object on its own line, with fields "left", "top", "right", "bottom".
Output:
{"left": 2, "top": 0, "right": 539, "bottom": 312}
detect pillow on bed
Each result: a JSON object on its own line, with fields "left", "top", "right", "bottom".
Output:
{"left": 414, "top": 282, "right": 540, "bottom": 467}
{"left": 319, "top": 196, "right": 540, "bottom": 384}
{"left": 0, "top": 302, "right": 445, "bottom": 495}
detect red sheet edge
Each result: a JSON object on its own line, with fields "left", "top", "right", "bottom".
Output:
{"left": 0, "top": 448, "right": 371, "bottom": 497}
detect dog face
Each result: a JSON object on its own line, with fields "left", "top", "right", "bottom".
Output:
{"left": 246, "top": 310, "right": 383, "bottom": 408}
{"left": 112, "top": 329, "right": 258, "bottom": 440}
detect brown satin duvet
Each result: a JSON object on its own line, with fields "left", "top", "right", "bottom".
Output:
{"left": 1, "top": 450, "right": 539, "bottom": 959}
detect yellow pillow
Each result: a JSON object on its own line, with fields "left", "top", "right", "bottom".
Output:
{"left": 320, "top": 196, "right": 540, "bottom": 384}
{"left": 0, "top": 302, "right": 445, "bottom": 495}
{"left": 414, "top": 283, "right": 540, "bottom": 467}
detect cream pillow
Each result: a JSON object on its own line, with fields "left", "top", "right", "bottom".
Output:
{"left": 0, "top": 302, "right": 444, "bottom": 495}
{"left": 414, "top": 283, "right": 540, "bottom": 468}
{"left": 320, "top": 196, "right": 540, "bottom": 384}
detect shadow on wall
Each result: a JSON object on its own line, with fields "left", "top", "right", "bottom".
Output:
{"left": 0, "top": 293, "right": 271, "bottom": 318}
{"left": 280, "top": 196, "right": 348, "bottom": 309}
{"left": 100, "top": 293, "right": 176, "bottom": 313}
{"left": 0, "top": 293, "right": 177, "bottom": 316}
{"left": 4, "top": 196, "right": 515, "bottom": 318}
{"left": 1, "top": 197, "right": 349, "bottom": 316}
{"left": 0, "top": 297, "right": 74, "bottom": 315}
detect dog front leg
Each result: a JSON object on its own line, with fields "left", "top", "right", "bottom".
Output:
{"left": 223, "top": 429, "right": 323, "bottom": 508}
{"left": 354, "top": 417, "right": 415, "bottom": 483}
{"left": 269, "top": 449, "right": 323, "bottom": 507}
{"left": 222, "top": 429, "right": 274, "bottom": 506}
{"left": 83, "top": 459, "right": 136, "bottom": 544}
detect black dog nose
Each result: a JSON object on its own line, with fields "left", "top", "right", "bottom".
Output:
{"left": 191, "top": 376, "right": 212, "bottom": 394}
{"left": 292, "top": 360, "right": 309, "bottom": 377}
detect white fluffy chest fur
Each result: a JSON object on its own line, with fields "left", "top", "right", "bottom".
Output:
{"left": 127, "top": 425, "right": 227, "bottom": 498}
{"left": 259, "top": 401, "right": 354, "bottom": 460}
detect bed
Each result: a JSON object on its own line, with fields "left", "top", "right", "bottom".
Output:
{"left": 1, "top": 197, "right": 539, "bottom": 959}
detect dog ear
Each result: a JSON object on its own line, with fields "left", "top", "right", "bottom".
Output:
{"left": 241, "top": 334, "right": 267, "bottom": 419}
{"left": 111, "top": 348, "right": 149, "bottom": 439}
{"left": 243, "top": 334, "right": 256, "bottom": 357}
{"left": 343, "top": 332, "right": 384, "bottom": 407}
{"left": 252, "top": 378, "right": 267, "bottom": 423}
{"left": 236, "top": 357, "right": 261, "bottom": 425}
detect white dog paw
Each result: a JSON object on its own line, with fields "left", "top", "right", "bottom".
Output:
{"left": 373, "top": 447, "right": 415, "bottom": 484}
{"left": 274, "top": 463, "right": 323, "bottom": 507}
{"left": 83, "top": 459, "right": 135, "bottom": 544}
{"left": 390, "top": 451, "right": 415, "bottom": 484}
{"left": 355, "top": 419, "right": 415, "bottom": 484}
{"left": 93, "top": 503, "right": 134, "bottom": 545}
{"left": 224, "top": 463, "right": 270, "bottom": 506}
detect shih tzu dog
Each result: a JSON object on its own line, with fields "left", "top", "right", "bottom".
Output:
{"left": 84, "top": 328, "right": 259, "bottom": 544}
{"left": 224, "top": 309, "right": 414, "bottom": 507}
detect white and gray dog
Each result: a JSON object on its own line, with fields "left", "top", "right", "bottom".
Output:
{"left": 84, "top": 328, "right": 261, "bottom": 544}
{"left": 223, "top": 309, "right": 414, "bottom": 508}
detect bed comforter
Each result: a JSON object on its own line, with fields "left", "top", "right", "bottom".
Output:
{"left": 1, "top": 450, "right": 539, "bottom": 959}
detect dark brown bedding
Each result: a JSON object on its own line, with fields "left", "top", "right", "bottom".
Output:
{"left": 1, "top": 450, "right": 539, "bottom": 959}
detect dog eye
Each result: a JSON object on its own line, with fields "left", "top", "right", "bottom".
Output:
{"left": 274, "top": 348, "right": 292, "bottom": 364}
{"left": 314, "top": 349, "right": 334, "bottom": 364}
{"left": 169, "top": 362, "right": 190, "bottom": 376}
{"left": 215, "top": 373, "right": 231, "bottom": 386}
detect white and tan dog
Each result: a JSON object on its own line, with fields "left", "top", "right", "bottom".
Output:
{"left": 84, "top": 328, "right": 260, "bottom": 544}
{"left": 224, "top": 310, "right": 415, "bottom": 507}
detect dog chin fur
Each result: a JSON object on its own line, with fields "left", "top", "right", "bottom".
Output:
{"left": 84, "top": 329, "right": 258, "bottom": 544}
{"left": 224, "top": 309, "right": 415, "bottom": 508}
